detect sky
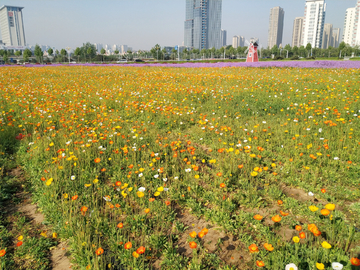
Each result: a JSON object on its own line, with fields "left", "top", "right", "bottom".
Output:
{"left": 0, "top": 0, "right": 353, "bottom": 50}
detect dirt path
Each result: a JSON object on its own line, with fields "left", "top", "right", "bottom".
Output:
{"left": 8, "top": 167, "right": 72, "bottom": 270}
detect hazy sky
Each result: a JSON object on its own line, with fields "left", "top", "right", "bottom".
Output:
{"left": 0, "top": 0, "right": 352, "bottom": 50}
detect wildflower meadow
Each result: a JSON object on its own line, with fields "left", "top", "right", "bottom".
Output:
{"left": 0, "top": 64, "right": 359, "bottom": 270}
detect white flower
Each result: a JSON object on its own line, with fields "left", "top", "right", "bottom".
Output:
{"left": 334, "top": 157, "right": 339, "bottom": 160}
{"left": 318, "top": 128, "right": 322, "bottom": 133}
{"left": 163, "top": 178, "right": 167, "bottom": 182}
{"left": 185, "top": 168, "right": 191, "bottom": 173}
{"left": 154, "top": 174, "right": 159, "bottom": 178}
{"left": 70, "top": 175, "right": 75, "bottom": 180}
{"left": 103, "top": 196, "right": 111, "bottom": 202}
{"left": 163, "top": 188, "right": 169, "bottom": 191}
{"left": 308, "top": 192, "right": 314, "bottom": 196}
{"left": 138, "top": 187, "right": 146, "bottom": 192}
{"left": 154, "top": 153, "right": 159, "bottom": 156}
{"left": 174, "top": 176, "right": 179, "bottom": 180}
{"left": 138, "top": 173, "right": 143, "bottom": 177}
{"left": 331, "top": 262, "right": 343, "bottom": 270}
{"left": 262, "top": 121, "right": 266, "bottom": 124}
{"left": 285, "top": 263, "right": 298, "bottom": 270}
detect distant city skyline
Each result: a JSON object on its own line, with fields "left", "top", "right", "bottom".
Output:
{"left": 0, "top": 0, "right": 352, "bottom": 50}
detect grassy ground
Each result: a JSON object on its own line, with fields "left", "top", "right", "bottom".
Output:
{"left": 0, "top": 66, "right": 359, "bottom": 270}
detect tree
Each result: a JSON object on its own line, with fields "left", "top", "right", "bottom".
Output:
{"left": 34, "top": 44, "right": 43, "bottom": 63}
{"left": 293, "top": 46, "right": 299, "bottom": 56}
{"left": 74, "top": 47, "right": 81, "bottom": 62}
{"left": 271, "top": 45, "right": 279, "bottom": 56}
{"left": 100, "top": 48, "right": 106, "bottom": 62}
{"left": 87, "top": 47, "right": 93, "bottom": 62}
{"left": 60, "top": 49, "right": 67, "bottom": 62}
{"left": 171, "top": 48, "right": 177, "bottom": 60}
{"left": 15, "top": 51, "right": 21, "bottom": 57}
{"left": 23, "top": 48, "right": 32, "bottom": 62}
{"left": 2, "top": 50, "right": 8, "bottom": 63}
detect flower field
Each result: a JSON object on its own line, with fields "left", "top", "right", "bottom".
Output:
{"left": 0, "top": 65, "right": 360, "bottom": 270}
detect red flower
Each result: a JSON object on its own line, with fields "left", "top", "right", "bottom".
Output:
{"left": 136, "top": 246, "right": 146, "bottom": 254}
{"left": 256, "top": 260, "right": 265, "bottom": 267}
{"left": 350, "top": 258, "right": 360, "bottom": 266}
{"left": 72, "top": 195, "right": 78, "bottom": 200}
{"left": 117, "top": 223, "right": 123, "bottom": 229}
{"left": 94, "top": 158, "right": 101, "bottom": 163}
{"left": 219, "top": 183, "right": 226, "bottom": 188}
{"left": 189, "top": 241, "right": 197, "bottom": 249}
{"left": 0, "top": 249, "right": 6, "bottom": 257}
{"left": 16, "top": 241, "right": 23, "bottom": 247}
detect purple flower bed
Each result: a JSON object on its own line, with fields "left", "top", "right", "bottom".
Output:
{"left": 5, "top": 60, "right": 360, "bottom": 69}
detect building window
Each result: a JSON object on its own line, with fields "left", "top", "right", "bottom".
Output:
{"left": 9, "top": 16, "right": 14, "bottom": 27}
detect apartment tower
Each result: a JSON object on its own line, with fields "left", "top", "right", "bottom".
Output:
{"left": 184, "top": 0, "right": 222, "bottom": 50}
{"left": 292, "top": 17, "right": 304, "bottom": 47}
{"left": 0, "top": 5, "right": 26, "bottom": 47}
{"left": 268, "top": 7, "right": 284, "bottom": 48}
{"left": 302, "top": 0, "right": 326, "bottom": 48}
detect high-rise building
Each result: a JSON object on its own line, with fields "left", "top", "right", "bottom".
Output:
{"left": 221, "top": 29, "right": 227, "bottom": 47}
{"left": 342, "top": 5, "right": 358, "bottom": 46}
{"left": 292, "top": 17, "right": 304, "bottom": 47}
{"left": 332, "top": 28, "right": 340, "bottom": 48}
{"left": 268, "top": 6, "right": 284, "bottom": 48}
{"left": 0, "top": 5, "right": 26, "bottom": 47}
{"left": 239, "top": 36, "right": 245, "bottom": 47}
{"left": 184, "top": 0, "right": 222, "bottom": 50}
{"left": 232, "top": 35, "right": 240, "bottom": 48}
{"left": 302, "top": 0, "right": 326, "bottom": 48}
{"left": 322, "top": 23, "right": 333, "bottom": 49}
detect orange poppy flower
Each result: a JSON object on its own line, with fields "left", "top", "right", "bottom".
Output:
{"left": 238, "top": 164, "right": 244, "bottom": 169}
{"left": 189, "top": 241, "right": 197, "bottom": 249}
{"left": 149, "top": 198, "right": 155, "bottom": 202}
{"left": 201, "top": 228, "right": 208, "bottom": 235}
{"left": 189, "top": 231, "right": 197, "bottom": 238}
{"left": 136, "top": 246, "right": 146, "bottom": 254}
{"left": 80, "top": 206, "right": 88, "bottom": 216}
{"left": 320, "top": 209, "right": 330, "bottom": 216}
{"left": 299, "top": 232, "right": 306, "bottom": 239}
{"left": 94, "top": 158, "right": 101, "bottom": 163}
{"left": 253, "top": 214, "right": 263, "bottom": 220}
{"left": 117, "top": 223, "right": 123, "bottom": 229}
{"left": 95, "top": 247, "right": 104, "bottom": 255}
{"left": 271, "top": 215, "right": 282, "bottom": 223}
{"left": 124, "top": 242, "right": 132, "bottom": 250}
{"left": 277, "top": 200, "right": 283, "bottom": 205}
{"left": 0, "top": 249, "right": 5, "bottom": 257}
{"left": 256, "top": 260, "right": 265, "bottom": 267}
{"left": 165, "top": 201, "right": 171, "bottom": 206}
{"left": 312, "top": 228, "right": 321, "bottom": 237}
{"left": 321, "top": 188, "right": 326, "bottom": 193}
{"left": 295, "top": 225, "right": 302, "bottom": 231}
{"left": 248, "top": 244, "right": 259, "bottom": 253}
{"left": 263, "top": 243, "right": 274, "bottom": 251}
{"left": 115, "top": 181, "right": 122, "bottom": 186}
{"left": 198, "top": 231, "right": 205, "bottom": 238}
{"left": 219, "top": 183, "right": 226, "bottom": 188}
{"left": 350, "top": 258, "right": 360, "bottom": 266}
{"left": 217, "top": 172, "right": 222, "bottom": 177}
{"left": 144, "top": 208, "right": 150, "bottom": 214}
{"left": 280, "top": 210, "right": 289, "bottom": 216}
{"left": 308, "top": 224, "right": 317, "bottom": 232}
{"left": 72, "top": 195, "right": 78, "bottom": 200}
{"left": 16, "top": 241, "right": 23, "bottom": 247}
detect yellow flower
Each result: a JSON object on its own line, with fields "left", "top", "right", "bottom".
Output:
{"left": 292, "top": 236, "right": 300, "bottom": 243}
{"left": 137, "top": 191, "right": 144, "bottom": 198}
{"left": 157, "top": 186, "right": 164, "bottom": 192}
{"left": 85, "top": 184, "right": 92, "bottom": 187}
{"left": 316, "top": 262, "right": 325, "bottom": 269}
{"left": 194, "top": 175, "right": 199, "bottom": 179}
{"left": 49, "top": 142, "right": 54, "bottom": 146}
{"left": 45, "top": 178, "right": 53, "bottom": 186}
{"left": 128, "top": 187, "right": 133, "bottom": 192}
{"left": 121, "top": 183, "right": 128, "bottom": 189}
{"left": 40, "top": 231, "right": 47, "bottom": 237}
{"left": 52, "top": 232, "right": 58, "bottom": 238}
{"left": 93, "top": 179, "right": 99, "bottom": 184}
{"left": 139, "top": 168, "right": 145, "bottom": 172}
{"left": 17, "top": 235, "right": 23, "bottom": 241}
{"left": 271, "top": 163, "right": 276, "bottom": 167}
{"left": 251, "top": 171, "right": 258, "bottom": 177}
{"left": 154, "top": 191, "right": 160, "bottom": 197}
{"left": 321, "top": 241, "right": 331, "bottom": 249}
{"left": 309, "top": 205, "right": 319, "bottom": 212}
{"left": 316, "top": 153, "right": 322, "bottom": 156}
{"left": 325, "top": 203, "right": 335, "bottom": 211}
{"left": 63, "top": 193, "right": 68, "bottom": 199}
{"left": 121, "top": 190, "right": 127, "bottom": 198}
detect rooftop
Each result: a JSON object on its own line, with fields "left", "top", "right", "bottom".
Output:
{"left": 0, "top": 5, "right": 24, "bottom": 11}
